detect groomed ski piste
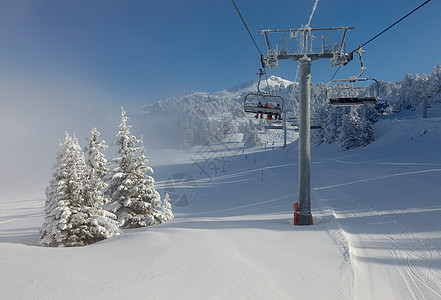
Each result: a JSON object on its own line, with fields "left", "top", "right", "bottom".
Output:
{"left": 1, "top": 106, "right": 441, "bottom": 299}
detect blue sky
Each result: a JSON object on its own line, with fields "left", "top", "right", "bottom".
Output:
{"left": 0, "top": 0, "right": 440, "bottom": 104}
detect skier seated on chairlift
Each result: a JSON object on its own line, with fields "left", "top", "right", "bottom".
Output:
{"left": 255, "top": 101, "right": 264, "bottom": 119}
{"left": 274, "top": 103, "right": 282, "bottom": 120}
{"left": 265, "top": 102, "right": 273, "bottom": 120}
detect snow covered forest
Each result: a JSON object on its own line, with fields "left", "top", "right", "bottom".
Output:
{"left": 144, "top": 63, "right": 441, "bottom": 151}
{"left": 40, "top": 108, "right": 173, "bottom": 247}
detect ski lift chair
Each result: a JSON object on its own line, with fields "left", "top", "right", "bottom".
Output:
{"left": 290, "top": 117, "right": 322, "bottom": 131}
{"left": 243, "top": 68, "right": 285, "bottom": 120}
{"left": 326, "top": 77, "right": 379, "bottom": 106}
{"left": 326, "top": 47, "right": 380, "bottom": 106}
{"left": 244, "top": 93, "right": 284, "bottom": 118}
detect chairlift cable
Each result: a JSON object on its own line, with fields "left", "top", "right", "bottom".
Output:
{"left": 329, "top": 0, "right": 432, "bottom": 81}
{"left": 231, "top": 0, "right": 263, "bottom": 56}
{"left": 329, "top": 66, "right": 341, "bottom": 81}
{"left": 352, "top": 0, "right": 432, "bottom": 53}
{"left": 232, "top": 0, "right": 272, "bottom": 92}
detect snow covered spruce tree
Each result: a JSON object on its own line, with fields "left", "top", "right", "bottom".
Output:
{"left": 338, "top": 108, "right": 375, "bottom": 151}
{"left": 428, "top": 63, "right": 441, "bottom": 103}
{"left": 241, "top": 120, "right": 262, "bottom": 148}
{"left": 40, "top": 132, "right": 121, "bottom": 247}
{"left": 106, "top": 107, "right": 170, "bottom": 228}
{"left": 84, "top": 128, "right": 111, "bottom": 206}
{"left": 312, "top": 104, "right": 375, "bottom": 150}
{"left": 159, "top": 193, "right": 174, "bottom": 223}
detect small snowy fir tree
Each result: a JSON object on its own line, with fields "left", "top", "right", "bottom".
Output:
{"left": 396, "top": 73, "right": 419, "bottom": 111}
{"left": 84, "top": 127, "right": 111, "bottom": 206}
{"left": 338, "top": 108, "right": 374, "bottom": 151}
{"left": 161, "top": 193, "right": 175, "bottom": 222}
{"left": 155, "top": 193, "right": 174, "bottom": 223}
{"left": 241, "top": 120, "right": 262, "bottom": 148}
{"left": 106, "top": 107, "right": 166, "bottom": 228}
{"left": 428, "top": 63, "right": 441, "bottom": 103}
{"left": 40, "top": 133, "right": 121, "bottom": 247}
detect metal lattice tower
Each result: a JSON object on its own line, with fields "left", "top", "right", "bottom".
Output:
{"left": 259, "top": 26, "right": 354, "bottom": 225}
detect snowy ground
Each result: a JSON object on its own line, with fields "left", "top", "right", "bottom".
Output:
{"left": 1, "top": 107, "right": 441, "bottom": 299}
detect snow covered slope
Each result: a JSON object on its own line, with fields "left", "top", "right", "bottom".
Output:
{"left": 1, "top": 106, "right": 441, "bottom": 299}
{"left": 309, "top": 107, "right": 441, "bottom": 299}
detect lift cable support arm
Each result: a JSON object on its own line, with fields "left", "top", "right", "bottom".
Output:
{"left": 258, "top": 26, "right": 355, "bottom": 69}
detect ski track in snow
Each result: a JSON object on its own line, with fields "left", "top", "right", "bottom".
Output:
{"left": 315, "top": 168, "right": 441, "bottom": 191}
{"left": 313, "top": 149, "right": 441, "bottom": 300}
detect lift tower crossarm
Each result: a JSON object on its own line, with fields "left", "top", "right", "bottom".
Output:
{"left": 259, "top": 27, "right": 354, "bottom": 68}
{"left": 258, "top": 26, "right": 354, "bottom": 34}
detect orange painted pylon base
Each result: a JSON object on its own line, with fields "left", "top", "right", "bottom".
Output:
{"left": 293, "top": 202, "right": 313, "bottom": 225}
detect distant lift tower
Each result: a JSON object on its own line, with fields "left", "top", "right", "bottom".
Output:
{"left": 259, "top": 26, "right": 354, "bottom": 225}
